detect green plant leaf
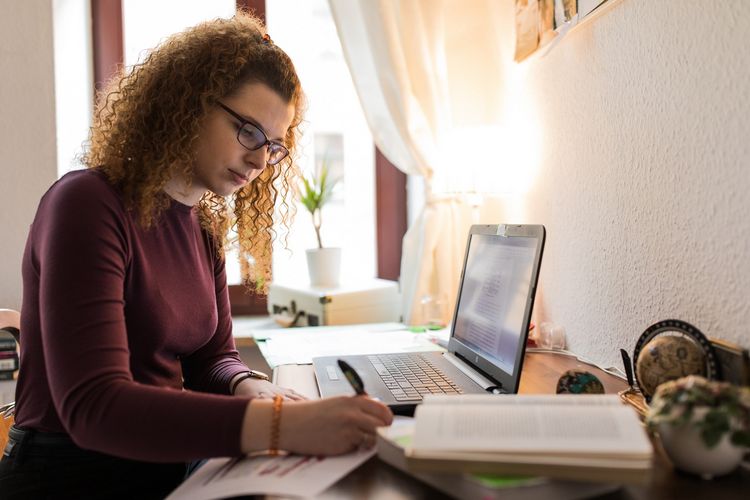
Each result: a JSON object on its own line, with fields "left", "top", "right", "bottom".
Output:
{"left": 300, "top": 176, "right": 319, "bottom": 214}
{"left": 699, "top": 410, "right": 730, "bottom": 448}
{"left": 319, "top": 162, "right": 329, "bottom": 189}
{"left": 730, "top": 430, "right": 750, "bottom": 447}
{"left": 701, "top": 426, "right": 724, "bottom": 448}
{"left": 297, "top": 157, "right": 341, "bottom": 247}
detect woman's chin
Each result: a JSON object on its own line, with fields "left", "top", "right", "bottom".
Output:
{"left": 211, "top": 184, "right": 241, "bottom": 197}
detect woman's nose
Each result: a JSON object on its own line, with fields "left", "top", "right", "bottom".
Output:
{"left": 245, "top": 146, "right": 269, "bottom": 169}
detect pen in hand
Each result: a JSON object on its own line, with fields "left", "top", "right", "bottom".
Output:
{"left": 337, "top": 359, "right": 367, "bottom": 396}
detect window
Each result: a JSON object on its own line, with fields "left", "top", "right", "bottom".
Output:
{"left": 260, "top": 0, "right": 378, "bottom": 286}
{"left": 122, "top": 0, "right": 235, "bottom": 67}
{"left": 53, "top": 0, "right": 94, "bottom": 176}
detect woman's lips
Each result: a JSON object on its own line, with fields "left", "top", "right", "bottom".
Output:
{"left": 229, "top": 169, "right": 249, "bottom": 186}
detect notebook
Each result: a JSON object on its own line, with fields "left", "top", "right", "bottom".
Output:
{"left": 313, "top": 224, "right": 546, "bottom": 415}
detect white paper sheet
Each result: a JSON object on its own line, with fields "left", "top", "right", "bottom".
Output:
{"left": 167, "top": 448, "right": 375, "bottom": 500}
{"left": 233, "top": 321, "right": 405, "bottom": 341}
{"left": 252, "top": 324, "right": 447, "bottom": 367}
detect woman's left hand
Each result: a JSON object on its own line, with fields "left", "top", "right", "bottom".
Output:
{"left": 234, "top": 378, "right": 306, "bottom": 401}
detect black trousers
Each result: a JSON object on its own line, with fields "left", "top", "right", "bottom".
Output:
{"left": 0, "top": 426, "right": 187, "bottom": 499}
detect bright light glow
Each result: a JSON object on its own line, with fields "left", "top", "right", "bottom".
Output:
{"left": 53, "top": 0, "right": 93, "bottom": 176}
{"left": 436, "top": 65, "right": 541, "bottom": 198}
{"left": 122, "top": 0, "right": 235, "bottom": 67}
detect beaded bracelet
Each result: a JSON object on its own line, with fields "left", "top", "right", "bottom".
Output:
{"left": 269, "top": 394, "right": 283, "bottom": 456}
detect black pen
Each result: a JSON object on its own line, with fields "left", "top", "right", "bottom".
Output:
{"left": 620, "top": 349, "right": 635, "bottom": 389}
{"left": 337, "top": 359, "right": 367, "bottom": 396}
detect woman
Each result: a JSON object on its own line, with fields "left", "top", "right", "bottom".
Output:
{"left": 0, "top": 12, "right": 391, "bottom": 498}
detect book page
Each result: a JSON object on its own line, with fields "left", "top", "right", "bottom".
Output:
{"left": 413, "top": 396, "right": 651, "bottom": 457}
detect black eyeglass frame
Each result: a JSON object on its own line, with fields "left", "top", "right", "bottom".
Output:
{"left": 217, "top": 102, "right": 290, "bottom": 166}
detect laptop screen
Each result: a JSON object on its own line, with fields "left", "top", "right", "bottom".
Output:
{"left": 451, "top": 230, "right": 541, "bottom": 377}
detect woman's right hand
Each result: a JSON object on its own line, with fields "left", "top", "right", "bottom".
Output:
{"left": 241, "top": 396, "right": 393, "bottom": 456}
{"left": 280, "top": 396, "right": 393, "bottom": 455}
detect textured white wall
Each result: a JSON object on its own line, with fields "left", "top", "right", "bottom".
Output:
{"left": 493, "top": 0, "right": 750, "bottom": 368}
{"left": 0, "top": 0, "right": 58, "bottom": 310}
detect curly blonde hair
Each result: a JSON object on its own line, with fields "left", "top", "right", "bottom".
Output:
{"left": 83, "top": 12, "right": 303, "bottom": 291}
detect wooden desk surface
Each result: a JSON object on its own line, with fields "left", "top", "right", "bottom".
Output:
{"left": 519, "top": 351, "right": 628, "bottom": 395}
{"left": 269, "top": 349, "right": 749, "bottom": 500}
{"left": 0, "top": 415, "right": 12, "bottom": 452}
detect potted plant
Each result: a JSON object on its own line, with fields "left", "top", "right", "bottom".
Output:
{"left": 646, "top": 375, "right": 750, "bottom": 478}
{"left": 299, "top": 161, "right": 341, "bottom": 287}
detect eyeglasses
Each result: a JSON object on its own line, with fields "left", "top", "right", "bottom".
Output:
{"left": 217, "top": 102, "right": 290, "bottom": 166}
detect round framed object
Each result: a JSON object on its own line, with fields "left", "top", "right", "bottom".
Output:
{"left": 633, "top": 319, "right": 718, "bottom": 401}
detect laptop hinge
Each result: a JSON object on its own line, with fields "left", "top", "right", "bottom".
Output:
{"left": 442, "top": 352, "right": 497, "bottom": 391}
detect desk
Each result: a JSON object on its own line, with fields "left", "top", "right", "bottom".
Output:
{"left": 265, "top": 350, "right": 750, "bottom": 499}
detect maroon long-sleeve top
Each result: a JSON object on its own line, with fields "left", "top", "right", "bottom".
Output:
{"left": 14, "top": 169, "right": 251, "bottom": 462}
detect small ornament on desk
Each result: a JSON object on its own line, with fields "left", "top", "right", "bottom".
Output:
{"left": 556, "top": 370, "right": 605, "bottom": 394}
{"left": 633, "top": 319, "right": 718, "bottom": 402}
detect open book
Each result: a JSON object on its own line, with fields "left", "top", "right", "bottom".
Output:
{"left": 402, "top": 394, "right": 653, "bottom": 483}
{"left": 376, "top": 417, "right": 620, "bottom": 499}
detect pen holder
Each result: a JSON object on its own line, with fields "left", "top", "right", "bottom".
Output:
{"left": 418, "top": 294, "right": 447, "bottom": 328}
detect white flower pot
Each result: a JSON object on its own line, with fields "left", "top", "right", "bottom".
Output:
{"left": 306, "top": 247, "right": 341, "bottom": 288}
{"left": 657, "top": 409, "right": 745, "bottom": 479}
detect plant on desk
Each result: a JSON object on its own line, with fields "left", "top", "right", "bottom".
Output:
{"left": 299, "top": 160, "right": 341, "bottom": 287}
{"left": 646, "top": 375, "right": 750, "bottom": 478}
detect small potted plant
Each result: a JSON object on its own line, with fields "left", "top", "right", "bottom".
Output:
{"left": 646, "top": 375, "right": 750, "bottom": 478}
{"left": 299, "top": 161, "right": 341, "bottom": 287}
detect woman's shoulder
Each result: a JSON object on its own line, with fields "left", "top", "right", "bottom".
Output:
{"left": 42, "top": 168, "right": 124, "bottom": 213}
{"left": 53, "top": 168, "right": 114, "bottom": 194}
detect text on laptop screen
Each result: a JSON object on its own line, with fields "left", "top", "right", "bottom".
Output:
{"left": 452, "top": 233, "right": 537, "bottom": 375}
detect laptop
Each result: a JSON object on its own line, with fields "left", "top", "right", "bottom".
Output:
{"left": 313, "top": 224, "right": 546, "bottom": 415}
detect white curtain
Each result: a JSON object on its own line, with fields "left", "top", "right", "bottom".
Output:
{"left": 329, "top": 0, "right": 509, "bottom": 325}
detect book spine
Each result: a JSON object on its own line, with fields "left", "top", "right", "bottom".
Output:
{"left": 0, "top": 350, "right": 19, "bottom": 372}
{"left": 0, "top": 360, "right": 19, "bottom": 372}
{"left": 0, "top": 327, "right": 19, "bottom": 350}
{"left": 0, "top": 340, "right": 17, "bottom": 351}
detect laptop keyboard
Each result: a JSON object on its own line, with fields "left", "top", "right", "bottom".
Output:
{"left": 367, "top": 353, "right": 464, "bottom": 401}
